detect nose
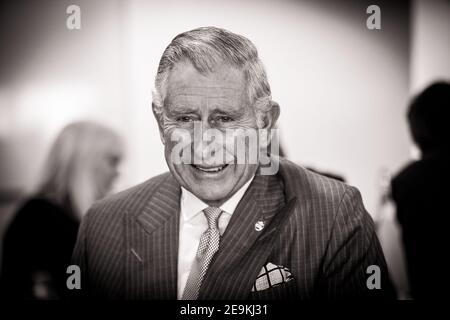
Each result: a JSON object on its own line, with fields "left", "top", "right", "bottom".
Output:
{"left": 192, "top": 119, "right": 222, "bottom": 164}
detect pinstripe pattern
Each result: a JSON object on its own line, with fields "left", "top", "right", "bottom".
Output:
{"left": 72, "top": 158, "right": 395, "bottom": 299}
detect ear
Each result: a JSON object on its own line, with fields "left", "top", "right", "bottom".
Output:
{"left": 152, "top": 102, "right": 165, "bottom": 145}
{"left": 262, "top": 100, "right": 280, "bottom": 129}
{"left": 258, "top": 101, "right": 280, "bottom": 150}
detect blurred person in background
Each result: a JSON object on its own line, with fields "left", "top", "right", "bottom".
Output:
{"left": 391, "top": 81, "right": 450, "bottom": 299}
{"left": 0, "top": 121, "right": 123, "bottom": 299}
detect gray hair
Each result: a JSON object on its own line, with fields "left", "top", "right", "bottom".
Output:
{"left": 153, "top": 26, "right": 272, "bottom": 127}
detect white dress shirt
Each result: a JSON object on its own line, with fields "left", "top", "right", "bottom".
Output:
{"left": 177, "top": 177, "right": 254, "bottom": 299}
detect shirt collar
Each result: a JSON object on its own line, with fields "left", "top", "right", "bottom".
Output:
{"left": 181, "top": 176, "right": 255, "bottom": 221}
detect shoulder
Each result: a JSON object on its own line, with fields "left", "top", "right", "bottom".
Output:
{"left": 73, "top": 172, "right": 176, "bottom": 281}
{"left": 392, "top": 160, "right": 423, "bottom": 184}
{"left": 393, "top": 154, "right": 450, "bottom": 188}
{"left": 82, "top": 172, "right": 173, "bottom": 228}
{"left": 19, "top": 197, "right": 64, "bottom": 214}
{"left": 277, "top": 158, "right": 368, "bottom": 231}
{"left": 4, "top": 197, "right": 73, "bottom": 247}
{"left": 8, "top": 197, "right": 66, "bottom": 228}
{"left": 278, "top": 158, "right": 352, "bottom": 206}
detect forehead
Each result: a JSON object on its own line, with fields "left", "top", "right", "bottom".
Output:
{"left": 165, "top": 61, "right": 248, "bottom": 109}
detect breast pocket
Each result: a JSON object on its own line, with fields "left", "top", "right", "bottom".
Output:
{"left": 248, "top": 279, "right": 299, "bottom": 300}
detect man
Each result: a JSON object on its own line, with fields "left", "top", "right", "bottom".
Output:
{"left": 72, "top": 26, "right": 394, "bottom": 299}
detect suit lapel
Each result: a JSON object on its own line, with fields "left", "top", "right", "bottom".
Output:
{"left": 199, "top": 173, "right": 297, "bottom": 299}
{"left": 209, "top": 174, "right": 274, "bottom": 265}
{"left": 125, "top": 174, "right": 180, "bottom": 299}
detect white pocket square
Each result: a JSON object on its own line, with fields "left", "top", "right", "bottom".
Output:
{"left": 251, "top": 262, "right": 294, "bottom": 292}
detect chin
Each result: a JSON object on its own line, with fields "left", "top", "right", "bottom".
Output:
{"left": 190, "top": 186, "right": 231, "bottom": 203}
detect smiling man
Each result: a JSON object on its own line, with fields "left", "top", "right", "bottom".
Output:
{"left": 158, "top": 61, "right": 263, "bottom": 208}
{"left": 72, "top": 27, "right": 395, "bottom": 299}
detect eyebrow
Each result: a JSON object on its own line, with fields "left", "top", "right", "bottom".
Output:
{"left": 166, "top": 107, "right": 245, "bottom": 120}
{"left": 170, "top": 86, "right": 243, "bottom": 97}
{"left": 209, "top": 107, "right": 245, "bottom": 117}
{"left": 169, "top": 105, "right": 198, "bottom": 114}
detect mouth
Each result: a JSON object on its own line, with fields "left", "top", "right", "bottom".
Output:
{"left": 191, "top": 164, "right": 229, "bottom": 173}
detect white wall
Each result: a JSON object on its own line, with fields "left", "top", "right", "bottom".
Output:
{"left": 0, "top": 0, "right": 130, "bottom": 193}
{"left": 410, "top": 0, "right": 450, "bottom": 94}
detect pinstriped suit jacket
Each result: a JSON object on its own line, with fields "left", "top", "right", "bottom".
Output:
{"left": 72, "top": 158, "right": 395, "bottom": 299}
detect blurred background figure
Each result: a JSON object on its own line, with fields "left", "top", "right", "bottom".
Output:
{"left": 0, "top": 121, "right": 123, "bottom": 299}
{"left": 391, "top": 82, "right": 450, "bottom": 300}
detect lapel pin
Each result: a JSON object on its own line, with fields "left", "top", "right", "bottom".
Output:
{"left": 255, "top": 220, "right": 264, "bottom": 232}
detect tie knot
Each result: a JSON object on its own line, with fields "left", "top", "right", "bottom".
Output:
{"left": 203, "top": 207, "right": 222, "bottom": 229}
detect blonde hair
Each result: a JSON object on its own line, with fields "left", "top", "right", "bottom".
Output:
{"left": 38, "top": 121, "right": 122, "bottom": 218}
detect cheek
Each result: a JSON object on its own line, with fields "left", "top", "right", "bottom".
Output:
{"left": 95, "top": 158, "right": 116, "bottom": 181}
{"left": 162, "top": 123, "right": 179, "bottom": 137}
{"left": 164, "top": 129, "right": 194, "bottom": 163}
{"left": 233, "top": 116, "right": 258, "bottom": 129}
{"left": 98, "top": 163, "right": 111, "bottom": 182}
{"left": 224, "top": 133, "right": 259, "bottom": 163}
{"left": 108, "top": 163, "right": 119, "bottom": 177}
{"left": 164, "top": 136, "right": 180, "bottom": 158}
{"left": 164, "top": 140, "right": 184, "bottom": 172}
{"left": 162, "top": 115, "right": 192, "bottom": 137}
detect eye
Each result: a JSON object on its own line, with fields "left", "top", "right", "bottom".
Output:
{"left": 176, "top": 116, "right": 194, "bottom": 123}
{"left": 107, "top": 155, "right": 120, "bottom": 167}
{"left": 216, "top": 115, "right": 234, "bottom": 123}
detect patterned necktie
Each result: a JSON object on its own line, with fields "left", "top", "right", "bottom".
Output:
{"left": 182, "top": 207, "right": 223, "bottom": 300}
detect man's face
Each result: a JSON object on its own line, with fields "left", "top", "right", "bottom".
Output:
{"left": 158, "top": 61, "right": 260, "bottom": 206}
